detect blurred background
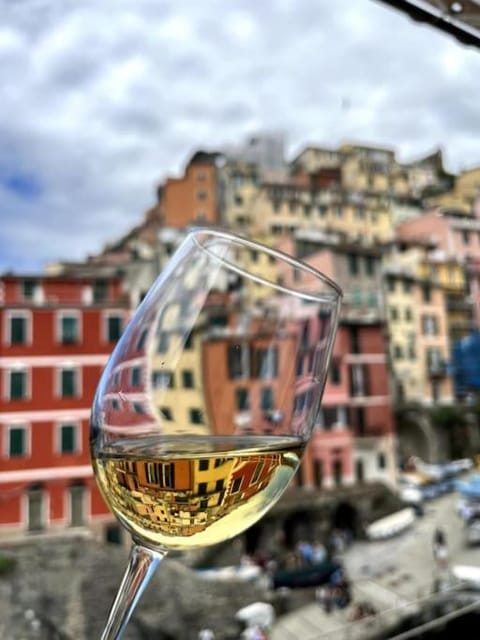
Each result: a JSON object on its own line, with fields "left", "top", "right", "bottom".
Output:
{"left": 1, "top": 1, "right": 480, "bottom": 638}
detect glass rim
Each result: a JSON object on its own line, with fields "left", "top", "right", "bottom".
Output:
{"left": 188, "top": 226, "right": 343, "bottom": 302}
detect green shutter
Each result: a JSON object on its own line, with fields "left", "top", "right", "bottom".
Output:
{"left": 61, "top": 317, "right": 78, "bottom": 343}
{"left": 61, "top": 370, "right": 76, "bottom": 397}
{"left": 10, "top": 371, "right": 26, "bottom": 399}
{"left": 11, "top": 317, "right": 26, "bottom": 344}
{"left": 261, "top": 387, "right": 273, "bottom": 411}
{"left": 9, "top": 428, "right": 25, "bottom": 456}
{"left": 61, "top": 425, "right": 75, "bottom": 453}
{"left": 108, "top": 316, "right": 122, "bottom": 342}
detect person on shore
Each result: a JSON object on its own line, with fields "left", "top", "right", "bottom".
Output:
{"left": 432, "top": 527, "right": 448, "bottom": 571}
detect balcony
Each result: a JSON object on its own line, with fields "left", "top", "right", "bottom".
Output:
{"left": 446, "top": 296, "right": 473, "bottom": 312}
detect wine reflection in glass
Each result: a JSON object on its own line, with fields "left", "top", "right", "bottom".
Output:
{"left": 90, "top": 229, "right": 342, "bottom": 639}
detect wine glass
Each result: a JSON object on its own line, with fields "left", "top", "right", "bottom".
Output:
{"left": 90, "top": 228, "right": 342, "bottom": 639}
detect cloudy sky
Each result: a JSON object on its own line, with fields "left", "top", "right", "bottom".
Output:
{"left": 1, "top": 0, "right": 479, "bottom": 273}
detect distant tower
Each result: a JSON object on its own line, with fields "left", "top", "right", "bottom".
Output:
{"left": 226, "top": 132, "right": 286, "bottom": 174}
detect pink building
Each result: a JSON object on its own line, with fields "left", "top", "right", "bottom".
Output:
{"left": 398, "top": 209, "right": 480, "bottom": 261}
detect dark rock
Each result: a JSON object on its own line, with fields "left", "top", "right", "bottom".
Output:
{"left": 0, "top": 537, "right": 269, "bottom": 640}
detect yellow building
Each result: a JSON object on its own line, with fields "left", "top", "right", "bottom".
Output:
{"left": 383, "top": 268, "right": 420, "bottom": 403}
{"left": 290, "top": 146, "right": 342, "bottom": 173}
{"left": 383, "top": 245, "right": 454, "bottom": 404}
{"left": 413, "top": 281, "right": 453, "bottom": 404}
{"left": 247, "top": 181, "right": 394, "bottom": 244}
{"left": 429, "top": 166, "right": 480, "bottom": 215}
{"left": 150, "top": 301, "right": 210, "bottom": 435}
{"left": 220, "top": 160, "right": 262, "bottom": 232}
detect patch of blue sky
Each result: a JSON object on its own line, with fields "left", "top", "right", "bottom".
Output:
{"left": 3, "top": 172, "right": 42, "bottom": 200}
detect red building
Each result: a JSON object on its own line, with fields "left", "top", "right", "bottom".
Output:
{"left": 0, "top": 274, "right": 129, "bottom": 541}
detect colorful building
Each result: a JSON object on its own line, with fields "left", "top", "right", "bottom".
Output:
{"left": 0, "top": 273, "right": 129, "bottom": 541}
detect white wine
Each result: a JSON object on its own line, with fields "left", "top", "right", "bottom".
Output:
{"left": 93, "top": 435, "right": 304, "bottom": 550}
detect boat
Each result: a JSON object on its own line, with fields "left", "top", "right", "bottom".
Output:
{"left": 455, "top": 475, "right": 480, "bottom": 500}
{"left": 272, "top": 559, "right": 342, "bottom": 589}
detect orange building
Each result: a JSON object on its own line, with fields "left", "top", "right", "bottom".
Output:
{"left": 157, "top": 151, "right": 221, "bottom": 228}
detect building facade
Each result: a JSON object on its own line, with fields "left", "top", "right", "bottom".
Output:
{"left": 0, "top": 274, "right": 129, "bottom": 541}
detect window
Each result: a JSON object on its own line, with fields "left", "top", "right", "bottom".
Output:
{"left": 215, "top": 479, "right": 224, "bottom": 492}
{"left": 348, "top": 254, "right": 359, "bottom": 275}
{"left": 350, "top": 326, "right": 360, "bottom": 354}
{"left": 250, "top": 250, "right": 259, "bottom": 263}
{"left": 365, "top": 256, "right": 375, "bottom": 276}
{"left": 151, "top": 370, "right": 173, "bottom": 389}
{"left": 330, "top": 361, "right": 341, "bottom": 384}
{"left": 422, "top": 284, "right": 431, "bottom": 303}
{"left": 403, "top": 279, "right": 412, "bottom": 293}
{"left": 333, "top": 459, "right": 343, "bottom": 487}
{"left": 355, "top": 459, "right": 365, "bottom": 483}
{"left": 227, "top": 343, "right": 251, "bottom": 379}
{"left": 60, "top": 368, "right": 78, "bottom": 398}
{"left": 10, "top": 314, "right": 29, "bottom": 345}
{"left": 405, "top": 308, "right": 413, "bottom": 322}
{"left": 133, "top": 401, "right": 146, "bottom": 414}
{"left": 390, "top": 307, "right": 399, "bottom": 321}
{"left": 158, "top": 332, "right": 170, "bottom": 353}
{"left": 28, "top": 486, "right": 45, "bottom": 532}
{"left": 427, "top": 348, "right": 443, "bottom": 371}
{"left": 184, "top": 333, "right": 193, "bottom": 350}
{"left": 8, "top": 426, "right": 27, "bottom": 457}
{"left": 394, "top": 344, "right": 403, "bottom": 359}
{"left": 408, "top": 344, "right": 416, "bottom": 360}
{"left": 93, "top": 279, "right": 108, "bottom": 303}
{"left": 22, "top": 279, "right": 36, "bottom": 299}
{"left": 255, "top": 347, "right": 278, "bottom": 379}
{"left": 260, "top": 387, "right": 274, "bottom": 411}
{"left": 378, "top": 452, "right": 386, "bottom": 469}
{"left": 387, "top": 277, "right": 396, "bottom": 292}
{"left": 60, "top": 315, "right": 79, "bottom": 344}
{"left": 160, "top": 407, "right": 173, "bottom": 421}
{"left": 462, "top": 229, "right": 470, "bottom": 244}
{"left": 235, "top": 388, "right": 250, "bottom": 411}
{"left": 9, "top": 370, "right": 27, "bottom": 400}
{"left": 199, "top": 459, "right": 209, "bottom": 471}
{"left": 352, "top": 288, "right": 362, "bottom": 305}
{"left": 350, "top": 364, "right": 369, "bottom": 397}
{"left": 130, "top": 366, "right": 142, "bottom": 387}
{"left": 60, "top": 423, "right": 77, "bottom": 454}
{"left": 190, "top": 408, "right": 203, "bottom": 424}
{"left": 252, "top": 462, "right": 264, "bottom": 484}
{"left": 422, "top": 314, "right": 438, "bottom": 336}
{"left": 69, "top": 484, "right": 85, "bottom": 527}
{"left": 181, "top": 370, "right": 194, "bottom": 388}
{"left": 231, "top": 477, "right": 242, "bottom": 493}
{"left": 313, "top": 460, "right": 323, "bottom": 488}
{"left": 355, "top": 407, "right": 366, "bottom": 436}
{"left": 107, "top": 316, "right": 123, "bottom": 343}
{"left": 198, "top": 482, "right": 207, "bottom": 495}
{"left": 197, "top": 190, "right": 208, "bottom": 200}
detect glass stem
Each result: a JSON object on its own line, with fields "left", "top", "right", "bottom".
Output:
{"left": 100, "top": 542, "right": 165, "bottom": 640}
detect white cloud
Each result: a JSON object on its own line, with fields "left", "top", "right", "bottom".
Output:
{"left": 0, "top": 0, "right": 479, "bottom": 272}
